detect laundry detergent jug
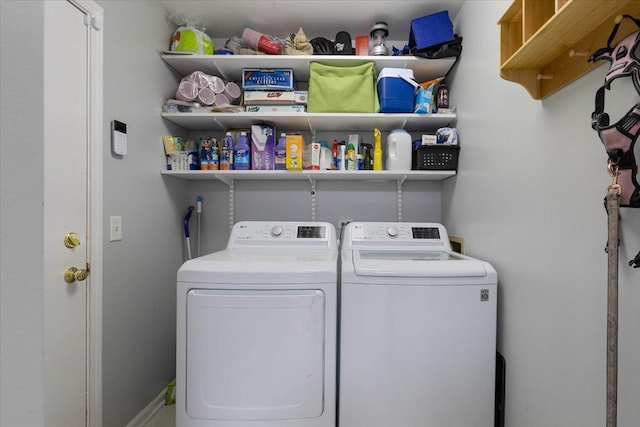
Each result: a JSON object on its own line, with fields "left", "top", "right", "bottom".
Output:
{"left": 385, "top": 129, "right": 412, "bottom": 170}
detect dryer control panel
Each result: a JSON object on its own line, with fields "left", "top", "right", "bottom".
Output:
{"left": 228, "top": 221, "right": 337, "bottom": 248}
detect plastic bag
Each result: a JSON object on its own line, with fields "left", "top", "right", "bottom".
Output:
{"left": 170, "top": 26, "right": 214, "bottom": 55}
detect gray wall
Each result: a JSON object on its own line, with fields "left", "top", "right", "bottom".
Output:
{"left": 97, "top": 1, "right": 188, "bottom": 426}
{"left": 445, "top": 2, "right": 640, "bottom": 426}
{"left": 0, "top": 1, "right": 46, "bottom": 426}
{"left": 187, "top": 178, "right": 443, "bottom": 255}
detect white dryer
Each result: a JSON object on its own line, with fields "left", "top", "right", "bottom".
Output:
{"left": 339, "top": 222, "right": 498, "bottom": 427}
{"left": 177, "top": 221, "right": 338, "bottom": 427}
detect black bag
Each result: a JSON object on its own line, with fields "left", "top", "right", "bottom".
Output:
{"left": 412, "top": 35, "right": 463, "bottom": 59}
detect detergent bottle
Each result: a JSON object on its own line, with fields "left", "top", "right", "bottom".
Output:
{"left": 385, "top": 129, "right": 412, "bottom": 171}
{"left": 233, "top": 131, "right": 250, "bottom": 170}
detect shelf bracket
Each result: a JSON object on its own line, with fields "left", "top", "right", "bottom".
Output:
{"left": 215, "top": 173, "right": 234, "bottom": 186}
{"left": 228, "top": 179, "right": 234, "bottom": 230}
{"left": 396, "top": 177, "right": 406, "bottom": 222}
{"left": 308, "top": 119, "right": 316, "bottom": 138}
{"left": 308, "top": 176, "right": 317, "bottom": 221}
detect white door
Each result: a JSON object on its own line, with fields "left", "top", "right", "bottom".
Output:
{"left": 43, "top": 1, "right": 102, "bottom": 425}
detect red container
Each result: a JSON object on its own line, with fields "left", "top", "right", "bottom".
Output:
{"left": 355, "top": 35, "right": 369, "bottom": 56}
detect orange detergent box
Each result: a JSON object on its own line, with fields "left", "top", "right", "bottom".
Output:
{"left": 285, "top": 134, "right": 303, "bottom": 170}
{"left": 303, "top": 141, "right": 321, "bottom": 170}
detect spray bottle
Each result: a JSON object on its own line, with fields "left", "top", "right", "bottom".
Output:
{"left": 373, "top": 127, "right": 383, "bottom": 170}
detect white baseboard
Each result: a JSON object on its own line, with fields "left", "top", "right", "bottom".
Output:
{"left": 125, "top": 386, "right": 169, "bottom": 427}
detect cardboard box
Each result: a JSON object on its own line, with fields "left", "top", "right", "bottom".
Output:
{"left": 243, "top": 91, "right": 308, "bottom": 105}
{"left": 244, "top": 105, "right": 306, "bottom": 113}
{"left": 285, "top": 134, "right": 303, "bottom": 170}
{"left": 303, "top": 142, "right": 321, "bottom": 170}
{"left": 242, "top": 69, "right": 294, "bottom": 91}
{"left": 251, "top": 123, "right": 276, "bottom": 170}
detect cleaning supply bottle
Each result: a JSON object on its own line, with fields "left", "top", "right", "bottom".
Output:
{"left": 347, "top": 142, "right": 356, "bottom": 170}
{"left": 220, "top": 132, "right": 233, "bottom": 170}
{"left": 338, "top": 143, "right": 347, "bottom": 170}
{"left": 385, "top": 128, "right": 412, "bottom": 171}
{"left": 436, "top": 79, "right": 449, "bottom": 111}
{"left": 362, "top": 143, "right": 373, "bottom": 170}
{"left": 373, "top": 128, "right": 383, "bottom": 170}
{"left": 209, "top": 138, "right": 219, "bottom": 170}
{"left": 319, "top": 140, "right": 332, "bottom": 170}
{"left": 233, "top": 131, "right": 250, "bottom": 170}
{"left": 275, "top": 133, "right": 287, "bottom": 170}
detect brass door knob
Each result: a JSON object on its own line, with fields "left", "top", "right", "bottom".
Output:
{"left": 64, "top": 232, "right": 81, "bottom": 248}
{"left": 64, "top": 267, "right": 89, "bottom": 284}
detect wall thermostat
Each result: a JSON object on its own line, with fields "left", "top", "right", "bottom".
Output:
{"left": 111, "top": 120, "right": 127, "bottom": 156}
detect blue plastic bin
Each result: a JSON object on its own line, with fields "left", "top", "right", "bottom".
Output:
{"left": 409, "top": 10, "right": 455, "bottom": 51}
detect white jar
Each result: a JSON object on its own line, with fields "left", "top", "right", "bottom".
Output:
{"left": 385, "top": 129, "right": 412, "bottom": 171}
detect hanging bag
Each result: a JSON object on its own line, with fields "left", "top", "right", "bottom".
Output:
{"left": 307, "top": 61, "right": 380, "bottom": 113}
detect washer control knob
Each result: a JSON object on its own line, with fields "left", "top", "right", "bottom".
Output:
{"left": 386, "top": 226, "right": 399, "bottom": 238}
{"left": 270, "top": 226, "right": 284, "bottom": 237}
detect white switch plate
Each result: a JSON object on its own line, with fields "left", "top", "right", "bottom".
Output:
{"left": 110, "top": 216, "right": 122, "bottom": 241}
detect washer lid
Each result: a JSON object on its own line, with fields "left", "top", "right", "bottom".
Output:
{"left": 353, "top": 249, "right": 489, "bottom": 277}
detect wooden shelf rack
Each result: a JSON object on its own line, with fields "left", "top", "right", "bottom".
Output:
{"left": 499, "top": 0, "right": 640, "bottom": 99}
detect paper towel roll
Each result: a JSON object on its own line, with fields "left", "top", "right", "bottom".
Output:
{"left": 175, "top": 79, "right": 199, "bottom": 101}
{"left": 197, "top": 87, "right": 216, "bottom": 105}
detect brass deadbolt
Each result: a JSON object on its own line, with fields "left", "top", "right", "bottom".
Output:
{"left": 64, "top": 232, "right": 81, "bottom": 248}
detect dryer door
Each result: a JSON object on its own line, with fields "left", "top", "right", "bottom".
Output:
{"left": 186, "top": 289, "right": 326, "bottom": 421}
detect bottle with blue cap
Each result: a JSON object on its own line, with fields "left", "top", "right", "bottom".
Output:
{"left": 275, "top": 133, "right": 287, "bottom": 170}
{"left": 234, "top": 131, "right": 250, "bottom": 170}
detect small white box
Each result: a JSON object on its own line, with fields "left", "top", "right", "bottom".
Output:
{"left": 303, "top": 142, "right": 321, "bottom": 170}
{"left": 244, "top": 105, "right": 306, "bottom": 113}
{"left": 422, "top": 134, "right": 437, "bottom": 145}
{"left": 243, "top": 90, "right": 308, "bottom": 105}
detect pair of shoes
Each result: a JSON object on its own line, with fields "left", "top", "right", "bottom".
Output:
{"left": 311, "top": 31, "right": 354, "bottom": 55}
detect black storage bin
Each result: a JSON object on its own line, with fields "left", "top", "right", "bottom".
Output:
{"left": 413, "top": 144, "right": 460, "bottom": 170}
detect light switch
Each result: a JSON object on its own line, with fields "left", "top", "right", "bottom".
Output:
{"left": 110, "top": 216, "right": 122, "bottom": 241}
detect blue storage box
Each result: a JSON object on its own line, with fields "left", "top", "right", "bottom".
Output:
{"left": 409, "top": 10, "right": 455, "bottom": 51}
{"left": 377, "top": 68, "right": 417, "bottom": 113}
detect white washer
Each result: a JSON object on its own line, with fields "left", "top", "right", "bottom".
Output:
{"left": 339, "top": 222, "right": 498, "bottom": 427}
{"left": 177, "top": 221, "right": 338, "bottom": 427}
